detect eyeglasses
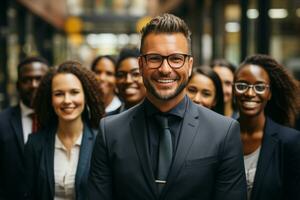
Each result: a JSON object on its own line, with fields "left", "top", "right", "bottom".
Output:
{"left": 234, "top": 82, "right": 270, "bottom": 94}
{"left": 115, "top": 69, "right": 141, "bottom": 81}
{"left": 141, "top": 53, "right": 191, "bottom": 69}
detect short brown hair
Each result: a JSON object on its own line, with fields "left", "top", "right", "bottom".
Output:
{"left": 34, "top": 61, "right": 105, "bottom": 128}
{"left": 140, "top": 13, "right": 192, "bottom": 54}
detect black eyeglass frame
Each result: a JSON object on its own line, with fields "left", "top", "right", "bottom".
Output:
{"left": 234, "top": 82, "right": 270, "bottom": 94}
{"left": 140, "top": 53, "right": 192, "bottom": 69}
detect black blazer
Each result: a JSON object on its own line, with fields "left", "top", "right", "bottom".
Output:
{"left": 88, "top": 98, "right": 247, "bottom": 200}
{"left": 0, "top": 105, "right": 31, "bottom": 200}
{"left": 250, "top": 117, "right": 300, "bottom": 200}
{"left": 25, "top": 123, "right": 96, "bottom": 200}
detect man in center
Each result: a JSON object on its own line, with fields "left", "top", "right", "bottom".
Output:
{"left": 88, "top": 13, "right": 246, "bottom": 200}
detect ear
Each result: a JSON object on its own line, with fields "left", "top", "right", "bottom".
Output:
{"left": 138, "top": 56, "right": 143, "bottom": 74}
{"left": 188, "top": 57, "right": 193, "bottom": 77}
{"left": 16, "top": 80, "right": 20, "bottom": 92}
{"left": 212, "top": 98, "right": 217, "bottom": 107}
{"left": 267, "top": 89, "right": 272, "bottom": 101}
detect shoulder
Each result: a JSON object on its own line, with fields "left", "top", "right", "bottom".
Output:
{"left": 26, "top": 127, "right": 54, "bottom": 151}
{"left": 192, "top": 102, "right": 238, "bottom": 128}
{"left": 101, "top": 102, "right": 142, "bottom": 127}
{"left": 266, "top": 118, "right": 300, "bottom": 145}
{"left": 0, "top": 106, "right": 18, "bottom": 118}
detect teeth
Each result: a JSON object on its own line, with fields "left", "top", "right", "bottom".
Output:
{"left": 125, "top": 88, "right": 138, "bottom": 94}
{"left": 243, "top": 101, "right": 258, "bottom": 108}
{"left": 157, "top": 79, "right": 174, "bottom": 83}
{"left": 62, "top": 107, "right": 74, "bottom": 112}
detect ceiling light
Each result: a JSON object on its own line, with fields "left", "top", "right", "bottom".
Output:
{"left": 268, "top": 9, "right": 288, "bottom": 19}
{"left": 225, "top": 22, "right": 240, "bottom": 32}
{"left": 247, "top": 9, "right": 259, "bottom": 19}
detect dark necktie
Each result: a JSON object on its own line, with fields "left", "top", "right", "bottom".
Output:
{"left": 29, "top": 113, "right": 39, "bottom": 133}
{"left": 155, "top": 115, "right": 173, "bottom": 192}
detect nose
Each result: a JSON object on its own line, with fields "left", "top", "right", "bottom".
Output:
{"left": 158, "top": 58, "right": 172, "bottom": 74}
{"left": 125, "top": 73, "right": 134, "bottom": 83}
{"left": 193, "top": 92, "right": 203, "bottom": 105}
{"left": 244, "top": 86, "right": 256, "bottom": 96}
{"left": 63, "top": 93, "right": 72, "bottom": 104}
{"left": 96, "top": 73, "right": 106, "bottom": 81}
{"left": 32, "top": 79, "right": 39, "bottom": 88}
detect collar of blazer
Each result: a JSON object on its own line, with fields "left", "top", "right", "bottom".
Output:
{"left": 129, "top": 98, "right": 200, "bottom": 197}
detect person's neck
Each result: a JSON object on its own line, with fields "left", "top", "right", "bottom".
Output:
{"left": 224, "top": 102, "right": 233, "bottom": 117}
{"left": 104, "top": 93, "right": 115, "bottom": 108}
{"left": 147, "top": 93, "right": 185, "bottom": 113}
{"left": 239, "top": 113, "right": 266, "bottom": 134}
{"left": 57, "top": 118, "right": 83, "bottom": 139}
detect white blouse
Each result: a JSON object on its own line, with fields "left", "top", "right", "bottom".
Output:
{"left": 54, "top": 133, "right": 82, "bottom": 200}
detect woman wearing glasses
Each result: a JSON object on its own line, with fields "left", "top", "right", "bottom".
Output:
{"left": 233, "top": 54, "right": 300, "bottom": 200}
{"left": 108, "top": 48, "right": 146, "bottom": 115}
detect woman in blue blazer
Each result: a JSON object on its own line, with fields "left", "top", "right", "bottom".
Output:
{"left": 25, "top": 61, "right": 104, "bottom": 200}
{"left": 233, "top": 54, "right": 300, "bottom": 200}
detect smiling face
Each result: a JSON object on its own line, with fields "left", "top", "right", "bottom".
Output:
{"left": 17, "top": 62, "right": 48, "bottom": 108}
{"left": 116, "top": 57, "right": 146, "bottom": 107}
{"left": 51, "top": 73, "right": 85, "bottom": 124}
{"left": 139, "top": 33, "right": 193, "bottom": 104}
{"left": 234, "top": 64, "right": 271, "bottom": 118}
{"left": 213, "top": 66, "right": 234, "bottom": 104}
{"left": 186, "top": 73, "right": 216, "bottom": 109}
{"left": 93, "top": 58, "right": 116, "bottom": 99}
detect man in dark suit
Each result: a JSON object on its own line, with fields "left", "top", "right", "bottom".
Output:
{"left": 0, "top": 57, "right": 49, "bottom": 200}
{"left": 88, "top": 13, "right": 247, "bottom": 200}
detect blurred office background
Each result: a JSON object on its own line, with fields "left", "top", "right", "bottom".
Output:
{"left": 0, "top": 0, "right": 299, "bottom": 109}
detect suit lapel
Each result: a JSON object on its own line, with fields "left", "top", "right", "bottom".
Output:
{"left": 75, "top": 124, "right": 95, "bottom": 194}
{"left": 130, "top": 104, "right": 158, "bottom": 197}
{"left": 44, "top": 127, "right": 56, "bottom": 197}
{"left": 162, "top": 100, "right": 200, "bottom": 196}
{"left": 251, "top": 118, "right": 279, "bottom": 200}
{"left": 10, "top": 106, "right": 25, "bottom": 155}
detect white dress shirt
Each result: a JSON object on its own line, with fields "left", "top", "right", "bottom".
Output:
{"left": 20, "top": 101, "right": 34, "bottom": 144}
{"left": 54, "top": 133, "right": 82, "bottom": 200}
{"left": 105, "top": 95, "right": 122, "bottom": 113}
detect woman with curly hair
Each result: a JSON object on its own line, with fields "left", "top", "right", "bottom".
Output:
{"left": 233, "top": 54, "right": 300, "bottom": 200}
{"left": 186, "top": 65, "right": 224, "bottom": 115}
{"left": 25, "top": 61, "right": 104, "bottom": 200}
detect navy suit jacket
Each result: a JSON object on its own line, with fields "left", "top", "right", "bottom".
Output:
{"left": 0, "top": 105, "right": 31, "bottom": 200}
{"left": 88, "top": 98, "right": 247, "bottom": 200}
{"left": 250, "top": 117, "right": 300, "bottom": 200}
{"left": 25, "top": 122, "right": 96, "bottom": 200}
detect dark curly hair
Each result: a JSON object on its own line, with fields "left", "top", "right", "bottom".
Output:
{"left": 140, "top": 13, "right": 192, "bottom": 54}
{"left": 34, "top": 61, "right": 104, "bottom": 129}
{"left": 236, "top": 54, "right": 300, "bottom": 127}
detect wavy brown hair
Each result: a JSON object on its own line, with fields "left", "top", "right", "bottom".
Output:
{"left": 33, "top": 61, "right": 104, "bottom": 129}
{"left": 237, "top": 54, "right": 300, "bottom": 127}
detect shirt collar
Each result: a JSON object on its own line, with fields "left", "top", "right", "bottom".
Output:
{"left": 55, "top": 132, "right": 83, "bottom": 149}
{"left": 20, "top": 101, "right": 35, "bottom": 117}
{"left": 145, "top": 95, "right": 188, "bottom": 118}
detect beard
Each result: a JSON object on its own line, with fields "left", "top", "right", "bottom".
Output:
{"left": 143, "top": 78, "right": 188, "bottom": 101}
